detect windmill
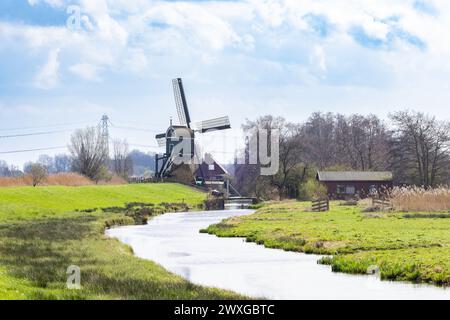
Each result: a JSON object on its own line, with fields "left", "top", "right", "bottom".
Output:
{"left": 155, "top": 78, "right": 231, "bottom": 181}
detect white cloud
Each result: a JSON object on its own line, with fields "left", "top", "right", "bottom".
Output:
{"left": 312, "top": 45, "right": 327, "bottom": 73}
{"left": 27, "top": 0, "right": 65, "bottom": 7}
{"left": 2, "top": 0, "right": 450, "bottom": 107}
{"left": 34, "top": 48, "right": 61, "bottom": 89}
{"left": 121, "top": 48, "right": 148, "bottom": 74}
{"left": 3, "top": 0, "right": 450, "bottom": 167}
{"left": 69, "top": 63, "right": 100, "bottom": 81}
{"left": 128, "top": 2, "right": 242, "bottom": 52}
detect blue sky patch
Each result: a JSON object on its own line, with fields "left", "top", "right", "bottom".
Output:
{"left": 149, "top": 21, "right": 171, "bottom": 29}
{"left": 413, "top": 0, "right": 438, "bottom": 16}
{"left": 349, "top": 24, "right": 426, "bottom": 51}
{"left": 0, "top": 0, "right": 67, "bottom": 27}
{"left": 349, "top": 26, "right": 385, "bottom": 49}
{"left": 303, "top": 13, "right": 331, "bottom": 38}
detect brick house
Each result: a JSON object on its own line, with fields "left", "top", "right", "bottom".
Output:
{"left": 316, "top": 171, "right": 393, "bottom": 199}
{"left": 194, "top": 153, "right": 229, "bottom": 188}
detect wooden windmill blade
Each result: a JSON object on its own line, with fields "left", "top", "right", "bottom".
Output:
{"left": 155, "top": 78, "right": 232, "bottom": 181}
{"left": 191, "top": 116, "right": 231, "bottom": 133}
{"left": 172, "top": 78, "right": 191, "bottom": 128}
{"left": 155, "top": 133, "right": 166, "bottom": 147}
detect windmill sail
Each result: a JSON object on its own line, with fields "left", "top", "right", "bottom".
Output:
{"left": 192, "top": 116, "right": 231, "bottom": 133}
{"left": 155, "top": 133, "right": 167, "bottom": 147}
{"left": 172, "top": 78, "right": 191, "bottom": 128}
{"left": 155, "top": 78, "right": 232, "bottom": 181}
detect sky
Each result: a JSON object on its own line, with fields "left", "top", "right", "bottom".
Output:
{"left": 1, "top": 0, "right": 450, "bottom": 168}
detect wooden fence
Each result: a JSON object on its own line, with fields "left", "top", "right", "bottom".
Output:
{"left": 312, "top": 198, "right": 330, "bottom": 212}
{"left": 372, "top": 197, "right": 392, "bottom": 208}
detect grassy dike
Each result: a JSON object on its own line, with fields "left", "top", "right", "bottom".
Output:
{"left": 0, "top": 184, "right": 242, "bottom": 299}
{"left": 204, "top": 201, "right": 450, "bottom": 286}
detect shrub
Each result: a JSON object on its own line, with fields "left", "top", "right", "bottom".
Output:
{"left": 299, "top": 179, "right": 328, "bottom": 200}
{"left": 92, "top": 165, "right": 112, "bottom": 184}
{"left": 28, "top": 164, "right": 48, "bottom": 187}
{"left": 99, "top": 174, "right": 127, "bottom": 185}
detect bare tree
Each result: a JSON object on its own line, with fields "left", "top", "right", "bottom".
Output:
{"left": 302, "top": 112, "right": 337, "bottom": 170}
{"left": 271, "top": 123, "right": 306, "bottom": 198}
{"left": 37, "top": 154, "right": 55, "bottom": 174}
{"left": 28, "top": 163, "right": 48, "bottom": 187}
{"left": 335, "top": 114, "right": 390, "bottom": 170}
{"left": 69, "top": 126, "right": 109, "bottom": 181}
{"left": 239, "top": 116, "right": 306, "bottom": 199}
{"left": 112, "top": 139, "right": 133, "bottom": 179}
{"left": 0, "top": 160, "right": 11, "bottom": 177}
{"left": 54, "top": 154, "right": 72, "bottom": 173}
{"left": 0, "top": 161, "right": 22, "bottom": 177}
{"left": 234, "top": 110, "right": 450, "bottom": 198}
{"left": 389, "top": 111, "right": 450, "bottom": 186}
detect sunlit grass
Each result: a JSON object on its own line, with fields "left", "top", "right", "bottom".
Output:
{"left": 0, "top": 183, "right": 205, "bottom": 222}
{"left": 0, "top": 215, "right": 241, "bottom": 299}
{"left": 205, "top": 200, "right": 450, "bottom": 286}
{"left": 0, "top": 183, "right": 243, "bottom": 300}
{"left": 321, "top": 247, "right": 450, "bottom": 285}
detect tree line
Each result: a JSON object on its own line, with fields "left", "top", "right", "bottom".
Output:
{"left": 234, "top": 110, "right": 450, "bottom": 199}
{"left": 0, "top": 126, "right": 156, "bottom": 183}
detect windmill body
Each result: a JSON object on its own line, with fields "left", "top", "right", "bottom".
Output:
{"left": 155, "top": 78, "right": 231, "bottom": 182}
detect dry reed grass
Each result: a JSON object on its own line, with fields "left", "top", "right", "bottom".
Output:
{"left": 0, "top": 175, "right": 31, "bottom": 187}
{"left": 391, "top": 186, "right": 450, "bottom": 212}
{"left": 0, "top": 173, "right": 127, "bottom": 187}
{"left": 45, "top": 173, "right": 93, "bottom": 186}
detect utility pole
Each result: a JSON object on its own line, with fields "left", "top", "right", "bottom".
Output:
{"left": 100, "top": 114, "right": 110, "bottom": 159}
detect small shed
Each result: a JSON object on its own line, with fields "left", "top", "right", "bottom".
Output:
{"left": 316, "top": 171, "right": 393, "bottom": 199}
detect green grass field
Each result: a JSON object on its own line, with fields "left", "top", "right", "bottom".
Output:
{"left": 0, "top": 183, "right": 242, "bottom": 300}
{"left": 0, "top": 184, "right": 205, "bottom": 222}
{"left": 204, "top": 201, "right": 450, "bottom": 286}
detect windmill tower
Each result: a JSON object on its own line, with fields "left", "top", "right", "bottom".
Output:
{"left": 155, "top": 78, "right": 231, "bottom": 182}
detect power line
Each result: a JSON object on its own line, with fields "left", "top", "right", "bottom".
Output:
{"left": 0, "top": 121, "right": 95, "bottom": 132}
{"left": 0, "top": 130, "right": 68, "bottom": 139}
{"left": 0, "top": 115, "right": 240, "bottom": 156}
{"left": 110, "top": 124, "right": 163, "bottom": 133}
{"left": 0, "top": 146, "right": 67, "bottom": 155}
{"left": 129, "top": 143, "right": 160, "bottom": 149}
{"left": 115, "top": 120, "right": 168, "bottom": 127}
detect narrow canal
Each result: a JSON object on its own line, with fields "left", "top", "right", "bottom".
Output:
{"left": 107, "top": 210, "right": 450, "bottom": 300}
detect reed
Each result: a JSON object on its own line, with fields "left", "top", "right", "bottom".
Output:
{"left": 0, "top": 173, "right": 126, "bottom": 187}
{"left": 390, "top": 186, "right": 450, "bottom": 212}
